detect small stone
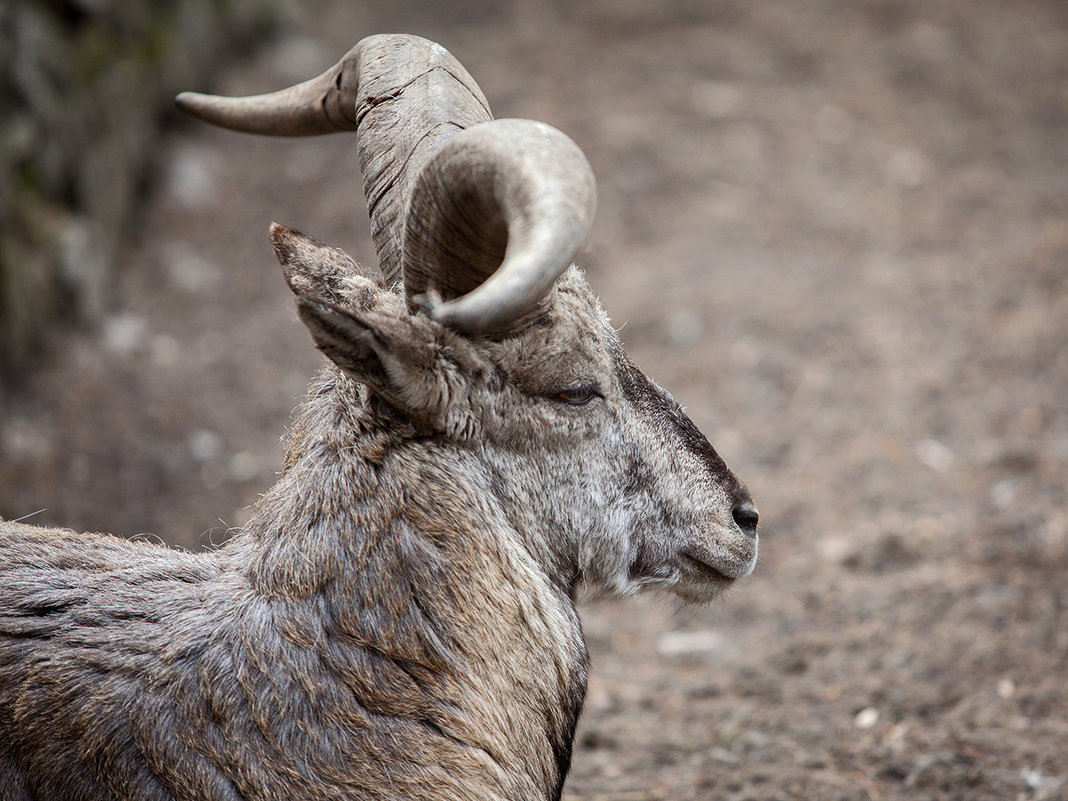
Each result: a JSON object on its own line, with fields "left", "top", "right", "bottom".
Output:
{"left": 658, "top": 629, "right": 724, "bottom": 655}
{"left": 854, "top": 707, "right": 879, "bottom": 729}
{"left": 915, "top": 439, "right": 954, "bottom": 472}
{"left": 709, "top": 747, "right": 740, "bottom": 764}
{"left": 990, "top": 480, "right": 1016, "bottom": 510}
{"left": 189, "top": 429, "right": 222, "bottom": 462}
{"left": 103, "top": 314, "right": 147, "bottom": 355}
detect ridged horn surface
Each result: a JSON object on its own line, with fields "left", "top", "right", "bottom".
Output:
{"left": 176, "top": 34, "right": 492, "bottom": 285}
{"left": 403, "top": 119, "right": 597, "bottom": 335}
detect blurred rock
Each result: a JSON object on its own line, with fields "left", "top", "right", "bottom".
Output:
{"left": 658, "top": 629, "right": 725, "bottom": 656}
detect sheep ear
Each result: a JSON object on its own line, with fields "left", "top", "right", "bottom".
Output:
{"left": 295, "top": 297, "right": 448, "bottom": 420}
{"left": 295, "top": 297, "right": 387, "bottom": 381}
{"left": 269, "top": 223, "right": 384, "bottom": 302}
{"left": 278, "top": 224, "right": 468, "bottom": 425}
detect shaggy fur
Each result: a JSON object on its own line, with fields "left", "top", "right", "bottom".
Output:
{"left": 0, "top": 229, "right": 756, "bottom": 800}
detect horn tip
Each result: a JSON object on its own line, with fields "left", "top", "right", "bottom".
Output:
{"left": 174, "top": 91, "right": 213, "bottom": 120}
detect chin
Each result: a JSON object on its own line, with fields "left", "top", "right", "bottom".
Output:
{"left": 672, "top": 577, "right": 737, "bottom": 605}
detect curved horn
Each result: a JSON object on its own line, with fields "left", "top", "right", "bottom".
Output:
{"left": 174, "top": 55, "right": 360, "bottom": 135}
{"left": 403, "top": 119, "right": 597, "bottom": 335}
{"left": 175, "top": 34, "right": 492, "bottom": 285}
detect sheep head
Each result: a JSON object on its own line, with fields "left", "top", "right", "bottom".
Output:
{"left": 268, "top": 221, "right": 756, "bottom": 603}
{"left": 178, "top": 34, "right": 757, "bottom": 603}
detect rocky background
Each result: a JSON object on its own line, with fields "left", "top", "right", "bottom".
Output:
{"left": 2, "top": 1, "right": 1067, "bottom": 799}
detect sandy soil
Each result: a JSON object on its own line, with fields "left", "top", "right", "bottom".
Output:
{"left": 3, "top": 1, "right": 1067, "bottom": 798}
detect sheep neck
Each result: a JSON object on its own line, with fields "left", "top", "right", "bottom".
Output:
{"left": 232, "top": 369, "right": 589, "bottom": 799}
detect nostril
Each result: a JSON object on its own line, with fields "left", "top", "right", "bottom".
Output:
{"left": 732, "top": 501, "right": 759, "bottom": 539}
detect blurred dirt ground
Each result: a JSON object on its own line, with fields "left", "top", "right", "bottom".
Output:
{"left": 2, "top": 1, "right": 1067, "bottom": 799}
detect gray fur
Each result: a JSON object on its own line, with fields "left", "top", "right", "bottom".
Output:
{"left": 0, "top": 232, "right": 756, "bottom": 799}
{"left": 1, "top": 35, "right": 756, "bottom": 798}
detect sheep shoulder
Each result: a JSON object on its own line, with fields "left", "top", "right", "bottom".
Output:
{"left": 0, "top": 394, "right": 588, "bottom": 800}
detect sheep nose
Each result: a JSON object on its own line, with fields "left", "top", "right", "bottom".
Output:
{"left": 732, "top": 500, "right": 759, "bottom": 539}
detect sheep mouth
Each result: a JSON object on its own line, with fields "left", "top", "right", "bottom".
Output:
{"left": 679, "top": 551, "right": 737, "bottom": 585}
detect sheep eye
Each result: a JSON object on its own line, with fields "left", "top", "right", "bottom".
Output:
{"left": 555, "top": 386, "right": 598, "bottom": 406}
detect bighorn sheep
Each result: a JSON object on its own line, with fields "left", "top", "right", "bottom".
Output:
{"left": 0, "top": 34, "right": 757, "bottom": 800}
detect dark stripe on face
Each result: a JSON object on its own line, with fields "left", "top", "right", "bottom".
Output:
{"left": 613, "top": 345, "right": 749, "bottom": 504}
